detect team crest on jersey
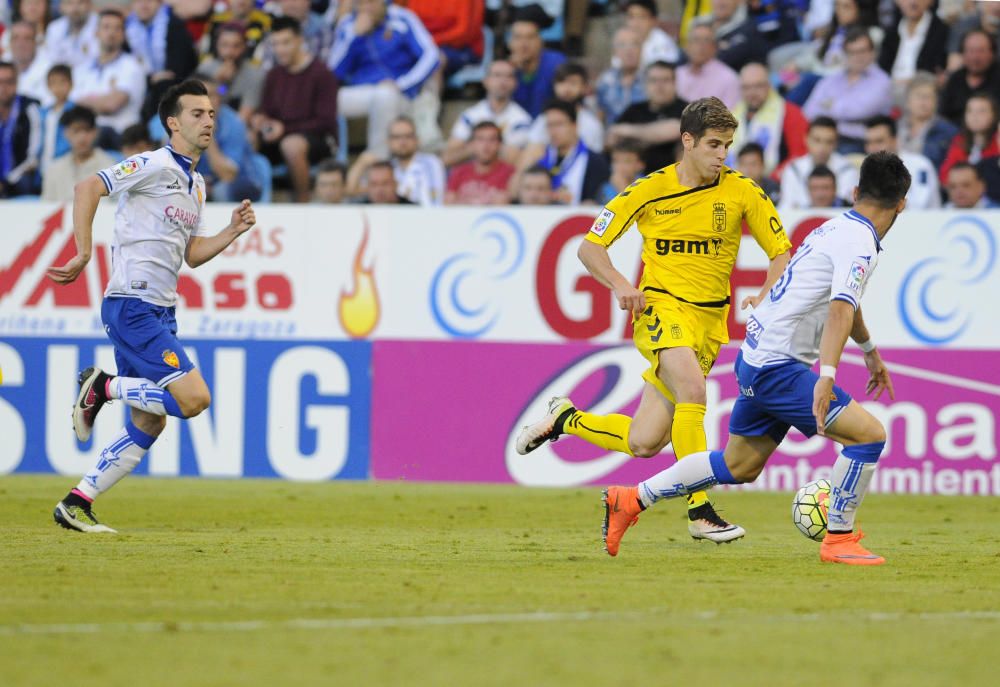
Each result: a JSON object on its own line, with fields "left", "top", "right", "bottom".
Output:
{"left": 846, "top": 261, "right": 867, "bottom": 293}
{"left": 670, "top": 324, "right": 683, "bottom": 340}
{"left": 112, "top": 158, "right": 142, "bottom": 180}
{"left": 590, "top": 208, "right": 615, "bottom": 236}
{"left": 162, "top": 350, "right": 180, "bottom": 369}
{"left": 713, "top": 202, "right": 726, "bottom": 232}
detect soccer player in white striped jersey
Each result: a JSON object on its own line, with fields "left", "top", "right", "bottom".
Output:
{"left": 602, "top": 151, "right": 911, "bottom": 565}
{"left": 46, "top": 79, "right": 257, "bottom": 533}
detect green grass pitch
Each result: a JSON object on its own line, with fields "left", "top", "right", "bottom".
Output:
{"left": 2, "top": 475, "right": 998, "bottom": 686}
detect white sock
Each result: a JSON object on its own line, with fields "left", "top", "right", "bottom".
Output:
{"left": 638, "top": 450, "right": 730, "bottom": 508}
{"left": 109, "top": 376, "right": 183, "bottom": 417}
{"left": 75, "top": 423, "right": 157, "bottom": 500}
{"left": 827, "top": 442, "right": 883, "bottom": 532}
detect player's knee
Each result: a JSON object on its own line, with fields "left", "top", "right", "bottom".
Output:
{"left": 179, "top": 389, "right": 211, "bottom": 418}
{"left": 865, "top": 420, "right": 887, "bottom": 446}
{"left": 729, "top": 461, "right": 763, "bottom": 483}
{"left": 133, "top": 412, "right": 166, "bottom": 437}
{"left": 627, "top": 436, "right": 667, "bottom": 458}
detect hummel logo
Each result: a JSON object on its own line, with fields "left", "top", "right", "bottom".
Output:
{"left": 166, "top": 180, "right": 182, "bottom": 190}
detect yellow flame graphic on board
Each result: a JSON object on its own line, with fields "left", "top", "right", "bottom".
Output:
{"left": 338, "top": 223, "right": 380, "bottom": 338}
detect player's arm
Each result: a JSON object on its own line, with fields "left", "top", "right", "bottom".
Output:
{"left": 46, "top": 175, "right": 108, "bottom": 284}
{"left": 578, "top": 240, "right": 645, "bottom": 314}
{"left": 851, "top": 306, "right": 894, "bottom": 401}
{"left": 743, "top": 250, "right": 791, "bottom": 309}
{"left": 813, "top": 299, "right": 855, "bottom": 435}
{"left": 741, "top": 177, "right": 793, "bottom": 309}
{"left": 185, "top": 200, "right": 256, "bottom": 268}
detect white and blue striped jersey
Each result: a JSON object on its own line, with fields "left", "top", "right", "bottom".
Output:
{"left": 97, "top": 146, "right": 209, "bottom": 307}
{"left": 742, "top": 209, "right": 882, "bottom": 367}
{"left": 394, "top": 152, "right": 446, "bottom": 206}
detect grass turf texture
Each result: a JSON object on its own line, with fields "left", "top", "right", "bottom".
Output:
{"left": 2, "top": 475, "right": 997, "bottom": 687}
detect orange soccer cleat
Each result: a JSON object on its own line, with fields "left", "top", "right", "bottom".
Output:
{"left": 602, "top": 486, "right": 642, "bottom": 557}
{"left": 820, "top": 529, "right": 885, "bottom": 566}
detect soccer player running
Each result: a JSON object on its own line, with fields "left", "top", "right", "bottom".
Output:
{"left": 47, "top": 79, "right": 257, "bottom": 533}
{"left": 517, "top": 97, "right": 792, "bottom": 542}
{"left": 602, "top": 151, "right": 910, "bottom": 565}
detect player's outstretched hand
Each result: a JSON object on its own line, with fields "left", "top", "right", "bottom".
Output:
{"left": 613, "top": 284, "right": 646, "bottom": 315}
{"left": 863, "top": 349, "right": 895, "bottom": 401}
{"left": 812, "top": 376, "right": 835, "bottom": 435}
{"left": 740, "top": 294, "right": 763, "bottom": 310}
{"left": 230, "top": 199, "right": 256, "bottom": 235}
{"left": 47, "top": 253, "right": 89, "bottom": 284}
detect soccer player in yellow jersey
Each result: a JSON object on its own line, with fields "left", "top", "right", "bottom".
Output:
{"left": 517, "top": 97, "right": 792, "bottom": 543}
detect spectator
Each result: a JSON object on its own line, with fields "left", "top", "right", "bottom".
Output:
{"left": 0, "top": 60, "right": 41, "bottom": 197}
{"left": 945, "top": 161, "right": 997, "bottom": 208}
{"left": 676, "top": 21, "right": 740, "bottom": 108}
{"left": 779, "top": 116, "right": 859, "bottom": 209}
{"left": 347, "top": 116, "right": 445, "bottom": 206}
{"left": 357, "top": 160, "right": 416, "bottom": 204}
{"left": 253, "top": 16, "right": 338, "bottom": 203}
{"left": 445, "top": 121, "right": 514, "bottom": 205}
{"left": 623, "top": 0, "right": 681, "bottom": 68}
{"left": 709, "top": 0, "right": 767, "bottom": 71}
{"left": 878, "top": 0, "right": 949, "bottom": 95}
{"left": 939, "top": 29, "right": 1000, "bottom": 127}
{"left": 735, "top": 141, "right": 780, "bottom": 203}
{"left": 443, "top": 59, "right": 532, "bottom": 167}
{"left": 119, "top": 121, "right": 154, "bottom": 157}
{"left": 195, "top": 22, "right": 265, "bottom": 124}
{"left": 863, "top": 114, "right": 939, "bottom": 208}
{"left": 262, "top": 0, "right": 333, "bottom": 66}
{"left": 407, "top": 0, "right": 484, "bottom": 77}
{"left": 524, "top": 62, "right": 604, "bottom": 159}
{"left": 802, "top": 27, "right": 892, "bottom": 153}
{"left": 515, "top": 164, "right": 555, "bottom": 204}
{"left": 38, "top": 63, "right": 73, "bottom": 174}
{"left": 45, "top": 0, "right": 99, "bottom": 67}
{"left": 507, "top": 3, "right": 565, "bottom": 118}
{"left": 812, "top": 0, "right": 883, "bottom": 74}
{"left": 940, "top": 92, "right": 1000, "bottom": 184}
{"left": 69, "top": 10, "right": 146, "bottom": 149}
{"left": 728, "top": 61, "right": 808, "bottom": 176}
{"left": 41, "top": 105, "right": 113, "bottom": 201}
{"left": 3, "top": 0, "right": 52, "bottom": 55}
{"left": 8, "top": 20, "right": 50, "bottom": 105}
{"left": 610, "top": 60, "right": 687, "bottom": 174}
{"left": 806, "top": 164, "right": 848, "bottom": 207}
{"left": 199, "top": 76, "right": 263, "bottom": 202}
{"left": 596, "top": 26, "right": 645, "bottom": 124}
{"left": 126, "top": 0, "right": 198, "bottom": 120}
{"left": 205, "top": 0, "right": 272, "bottom": 59}
{"left": 946, "top": 0, "right": 1000, "bottom": 70}
{"left": 313, "top": 159, "right": 346, "bottom": 203}
{"left": 536, "top": 99, "right": 608, "bottom": 204}
{"left": 897, "top": 71, "right": 959, "bottom": 169}
{"left": 598, "top": 140, "right": 645, "bottom": 204}
{"left": 329, "top": 0, "right": 439, "bottom": 158}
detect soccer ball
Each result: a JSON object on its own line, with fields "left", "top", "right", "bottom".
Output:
{"left": 792, "top": 479, "right": 831, "bottom": 541}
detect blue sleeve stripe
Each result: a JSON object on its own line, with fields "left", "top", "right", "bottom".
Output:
{"left": 395, "top": 9, "right": 441, "bottom": 93}
{"left": 97, "top": 170, "right": 113, "bottom": 193}
{"left": 831, "top": 294, "right": 859, "bottom": 310}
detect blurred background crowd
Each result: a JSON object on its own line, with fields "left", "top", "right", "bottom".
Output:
{"left": 1, "top": 0, "right": 999, "bottom": 209}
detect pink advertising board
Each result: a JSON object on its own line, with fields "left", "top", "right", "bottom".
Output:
{"left": 371, "top": 341, "right": 1000, "bottom": 495}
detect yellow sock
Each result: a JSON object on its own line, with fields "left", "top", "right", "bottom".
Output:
{"left": 563, "top": 411, "right": 634, "bottom": 456}
{"left": 671, "top": 402, "right": 710, "bottom": 509}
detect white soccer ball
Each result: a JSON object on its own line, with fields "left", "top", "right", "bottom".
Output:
{"left": 791, "top": 479, "right": 831, "bottom": 541}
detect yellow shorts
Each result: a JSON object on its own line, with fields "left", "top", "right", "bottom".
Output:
{"left": 632, "top": 295, "right": 730, "bottom": 403}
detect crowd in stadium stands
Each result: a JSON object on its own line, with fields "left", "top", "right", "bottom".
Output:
{"left": 1, "top": 0, "right": 1000, "bottom": 208}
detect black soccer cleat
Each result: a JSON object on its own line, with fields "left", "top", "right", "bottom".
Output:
{"left": 72, "top": 367, "right": 112, "bottom": 442}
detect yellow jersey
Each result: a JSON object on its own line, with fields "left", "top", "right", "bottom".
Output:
{"left": 585, "top": 164, "right": 792, "bottom": 306}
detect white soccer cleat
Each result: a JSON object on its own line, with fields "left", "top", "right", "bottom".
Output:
{"left": 515, "top": 396, "right": 576, "bottom": 455}
{"left": 688, "top": 503, "right": 746, "bottom": 544}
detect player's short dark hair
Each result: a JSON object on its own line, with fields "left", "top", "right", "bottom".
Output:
{"left": 680, "top": 97, "right": 738, "bottom": 142}
{"left": 47, "top": 63, "right": 72, "bottom": 81}
{"left": 316, "top": 159, "right": 346, "bottom": 179}
{"left": 624, "top": 0, "right": 657, "bottom": 16}
{"left": 542, "top": 98, "right": 577, "bottom": 123}
{"left": 865, "top": 115, "right": 897, "bottom": 137}
{"left": 158, "top": 78, "right": 209, "bottom": 132}
{"left": 554, "top": 61, "right": 588, "bottom": 84}
{"left": 271, "top": 15, "right": 301, "bottom": 35}
{"left": 737, "top": 142, "right": 765, "bottom": 160}
{"left": 471, "top": 120, "right": 502, "bottom": 139}
{"left": 843, "top": 26, "right": 874, "bottom": 50}
{"left": 808, "top": 164, "right": 836, "bottom": 182}
{"left": 59, "top": 105, "right": 97, "bottom": 129}
{"left": 857, "top": 151, "right": 911, "bottom": 208}
{"left": 808, "top": 116, "right": 838, "bottom": 133}
{"left": 121, "top": 122, "right": 153, "bottom": 148}
{"left": 961, "top": 28, "right": 996, "bottom": 55}
{"left": 947, "top": 161, "right": 982, "bottom": 180}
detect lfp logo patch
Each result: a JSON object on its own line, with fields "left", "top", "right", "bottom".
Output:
{"left": 112, "top": 158, "right": 141, "bottom": 180}
{"left": 590, "top": 208, "right": 615, "bottom": 237}
{"left": 846, "top": 261, "right": 867, "bottom": 294}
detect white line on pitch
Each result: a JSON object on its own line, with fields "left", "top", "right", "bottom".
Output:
{"left": 2, "top": 609, "right": 999, "bottom": 636}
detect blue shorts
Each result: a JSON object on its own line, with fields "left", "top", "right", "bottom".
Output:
{"left": 101, "top": 297, "right": 194, "bottom": 387}
{"left": 729, "top": 351, "right": 853, "bottom": 443}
